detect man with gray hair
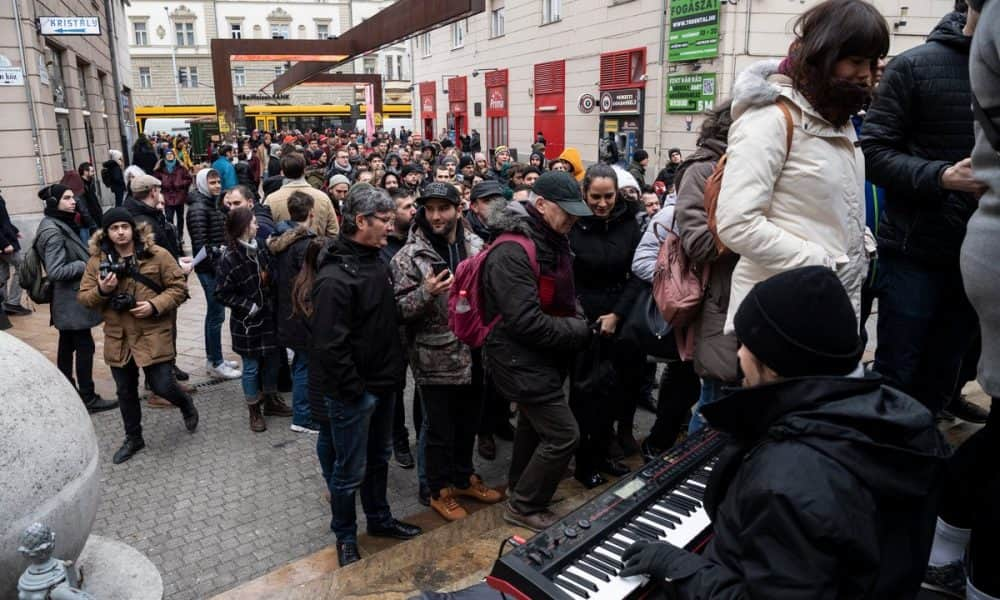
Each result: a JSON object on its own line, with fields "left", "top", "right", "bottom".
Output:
{"left": 309, "top": 184, "right": 422, "bottom": 566}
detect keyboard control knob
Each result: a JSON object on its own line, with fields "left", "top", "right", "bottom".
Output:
{"left": 563, "top": 527, "right": 578, "bottom": 538}
{"left": 577, "top": 519, "right": 591, "bottom": 530}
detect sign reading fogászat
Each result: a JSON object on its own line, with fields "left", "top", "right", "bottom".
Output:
{"left": 39, "top": 16, "right": 101, "bottom": 36}
{"left": 668, "top": 0, "right": 719, "bottom": 62}
{"left": 666, "top": 73, "right": 717, "bottom": 113}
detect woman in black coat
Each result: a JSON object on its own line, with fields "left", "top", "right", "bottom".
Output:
{"left": 131, "top": 135, "right": 158, "bottom": 174}
{"left": 215, "top": 206, "right": 289, "bottom": 432}
{"left": 568, "top": 164, "right": 644, "bottom": 487}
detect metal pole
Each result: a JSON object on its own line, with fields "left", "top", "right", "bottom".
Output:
{"left": 166, "top": 6, "right": 181, "bottom": 104}
{"left": 11, "top": 0, "right": 45, "bottom": 185}
{"left": 104, "top": 0, "right": 131, "bottom": 164}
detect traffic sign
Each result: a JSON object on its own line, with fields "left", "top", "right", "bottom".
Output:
{"left": 39, "top": 17, "right": 101, "bottom": 36}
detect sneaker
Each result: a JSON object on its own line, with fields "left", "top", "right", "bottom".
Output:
{"left": 451, "top": 474, "right": 504, "bottom": 504}
{"left": 922, "top": 561, "right": 967, "bottom": 599}
{"left": 224, "top": 359, "right": 240, "bottom": 369}
{"left": 948, "top": 396, "right": 989, "bottom": 424}
{"left": 430, "top": 488, "right": 468, "bottom": 521}
{"left": 503, "top": 502, "right": 559, "bottom": 532}
{"left": 393, "top": 444, "right": 415, "bottom": 469}
{"left": 3, "top": 304, "right": 32, "bottom": 316}
{"left": 206, "top": 361, "right": 241, "bottom": 379}
{"left": 290, "top": 422, "right": 320, "bottom": 434}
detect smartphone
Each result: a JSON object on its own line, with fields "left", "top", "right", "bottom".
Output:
{"left": 431, "top": 261, "right": 450, "bottom": 276}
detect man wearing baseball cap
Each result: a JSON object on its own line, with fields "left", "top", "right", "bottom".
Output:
{"left": 389, "top": 182, "right": 501, "bottom": 520}
{"left": 618, "top": 266, "right": 948, "bottom": 598}
{"left": 478, "top": 170, "right": 593, "bottom": 531}
{"left": 465, "top": 180, "right": 507, "bottom": 243}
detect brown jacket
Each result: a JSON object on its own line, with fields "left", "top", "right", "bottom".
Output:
{"left": 674, "top": 139, "right": 740, "bottom": 383}
{"left": 78, "top": 223, "right": 189, "bottom": 368}
{"left": 264, "top": 180, "right": 340, "bottom": 237}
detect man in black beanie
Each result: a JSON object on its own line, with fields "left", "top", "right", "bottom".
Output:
{"left": 618, "top": 266, "right": 949, "bottom": 598}
{"left": 628, "top": 149, "right": 649, "bottom": 187}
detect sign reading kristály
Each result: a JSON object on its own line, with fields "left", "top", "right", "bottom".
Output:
{"left": 599, "top": 89, "right": 641, "bottom": 115}
{"left": 666, "top": 73, "right": 716, "bottom": 113}
{"left": 668, "top": 0, "right": 719, "bottom": 62}
{"left": 39, "top": 16, "right": 101, "bottom": 36}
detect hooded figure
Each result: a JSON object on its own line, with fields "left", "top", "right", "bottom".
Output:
{"left": 185, "top": 169, "right": 226, "bottom": 275}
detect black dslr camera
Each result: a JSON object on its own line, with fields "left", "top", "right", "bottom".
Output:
{"left": 100, "top": 258, "right": 137, "bottom": 312}
{"left": 99, "top": 259, "right": 130, "bottom": 280}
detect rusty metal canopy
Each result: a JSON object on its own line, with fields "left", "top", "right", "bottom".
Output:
{"left": 210, "top": 0, "right": 484, "bottom": 133}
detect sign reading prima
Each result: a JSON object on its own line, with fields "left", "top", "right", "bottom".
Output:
{"left": 39, "top": 16, "right": 101, "bottom": 36}
{"left": 668, "top": 0, "right": 720, "bottom": 62}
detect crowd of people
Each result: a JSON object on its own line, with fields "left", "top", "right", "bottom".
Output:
{"left": 0, "top": 0, "right": 997, "bottom": 596}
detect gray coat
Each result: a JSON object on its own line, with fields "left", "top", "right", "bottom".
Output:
{"left": 35, "top": 217, "right": 102, "bottom": 331}
{"left": 961, "top": 2, "right": 1000, "bottom": 398}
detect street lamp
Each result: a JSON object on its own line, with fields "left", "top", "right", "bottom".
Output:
{"left": 165, "top": 6, "right": 180, "bottom": 104}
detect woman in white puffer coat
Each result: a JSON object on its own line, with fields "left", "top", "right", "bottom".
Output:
{"left": 716, "top": 0, "right": 889, "bottom": 333}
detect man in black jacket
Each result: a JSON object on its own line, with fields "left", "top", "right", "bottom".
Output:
{"left": 186, "top": 168, "right": 242, "bottom": 380}
{"left": 78, "top": 162, "right": 103, "bottom": 228}
{"left": 482, "top": 171, "right": 593, "bottom": 531}
{"left": 861, "top": 6, "right": 988, "bottom": 420}
{"left": 309, "top": 184, "right": 421, "bottom": 567}
{"left": 619, "top": 266, "right": 948, "bottom": 599}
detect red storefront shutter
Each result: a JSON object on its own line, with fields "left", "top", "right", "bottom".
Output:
{"left": 599, "top": 48, "right": 647, "bottom": 91}
{"left": 534, "top": 60, "right": 566, "bottom": 159}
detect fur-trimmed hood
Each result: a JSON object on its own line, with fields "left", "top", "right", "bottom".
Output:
{"left": 731, "top": 59, "right": 785, "bottom": 119}
{"left": 267, "top": 222, "right": 314, "bottom": 254}
{"left": 88, "top": 221, "right": 157, "bottom": 259}
{"left": 490, "top": 200, "right": 535, "bottom": 237}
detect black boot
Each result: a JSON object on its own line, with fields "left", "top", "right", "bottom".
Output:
{"left": 173, "top": 364, "right": 190, "bottom": 381}
{"left": 337, "top": 542, "right": 361, "bottom": 567}
{"left": 182, "top": 403, "right": 199, "bottom": 432}
{"left": 112, "top": 436, "right": 146, "bottom": 464}
{"left": 83, "top": 394, "right": 119, "bottom": 414}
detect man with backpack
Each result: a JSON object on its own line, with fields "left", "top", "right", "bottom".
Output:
{"left": 390, "top": 182, "right": 502, "bottom": 522}
{"left": 477, "top": 171, "right": 593, "bottom": 531}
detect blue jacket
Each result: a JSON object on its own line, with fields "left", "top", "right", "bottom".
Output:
{"left": 212, "top": 156, "right": 238, "bottom": 191}
{"left": 852, "top": 114, "right": 885, "bottom": 235}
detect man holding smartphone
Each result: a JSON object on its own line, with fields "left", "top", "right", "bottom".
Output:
{"left": 390, "top": 182, "right": 503, "bottom": 522}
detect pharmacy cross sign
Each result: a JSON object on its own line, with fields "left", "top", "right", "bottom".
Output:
{"left": 39, "top": 17, "right": 101, "bottom": 36}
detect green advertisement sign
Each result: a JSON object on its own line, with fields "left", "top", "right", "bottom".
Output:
{"left": 669, "top": 0, "right": 720, "bottom": 62}
{"left": 666, "top": 73, "right": 717, "bottom": 113}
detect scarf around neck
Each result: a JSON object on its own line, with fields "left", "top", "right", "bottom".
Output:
{"left": 523, "top": 202, "right": 577, "bottom": 316}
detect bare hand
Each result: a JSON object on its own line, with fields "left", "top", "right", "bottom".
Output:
{"left": 98, "top": 272, "right": 118, "bottom": 295}
{"left": 597, "top": 313, "right": 620, "bottom": 337}
{"left": 179, "top": 256, "right": 193, "bottom": 274}
{"left": 129, "top": 301, "right": 155, "bottom": 319}
{"left": 941, "top": 158, "right": 988, "bottom": 195}
{"left": 424, "top": 269, "right": 453, "bottom": 296}
{"left": 2, "top": 245, "right": 12, "bottom": 254}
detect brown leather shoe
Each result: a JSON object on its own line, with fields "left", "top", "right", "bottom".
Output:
{"left": 503, "top": 502, "right": 559, "bottom": 533}
{"left": 261, "top": 392, "right": 293, "bottom": 417}
{"left": 452, "top": 474, "right": 504, "bottom": 504}
{"left": 430, "top": 488, "right": 468, "bottom": 521}
{"left": 147, "top": 394, "right": 174, "bottom": 409}
{"left": 248, "top": 402, "right": 267, "bottom": 432}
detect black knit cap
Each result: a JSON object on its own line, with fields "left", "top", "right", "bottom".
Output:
{"left": 101, "top": 207, "right": 136, "bottom": 236}
{"left": 38, "top": 184, "right": 72, "bottom": 211}
{"left": 734, "top": 266, "right": 863, "bottom": 378}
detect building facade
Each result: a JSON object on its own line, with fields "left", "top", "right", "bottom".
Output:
{"left": 125, "top": 0, "right": 411, "bottom": 131}
{"left": 1, "top": 0, "right": 132, "bottom": 225}
{"left": 409, "top": 0, "right": 953, "bottom": 177}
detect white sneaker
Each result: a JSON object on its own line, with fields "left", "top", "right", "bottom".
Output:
{"left": 225, "top": 359, "right": 240, "bottom": 369}
{"left": 206, "top": 361, "right": 242, "bottom": 379}
{"left": 290, "top": 423, "right": 320, "bottom": 434}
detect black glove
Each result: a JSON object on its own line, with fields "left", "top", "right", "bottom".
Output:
{"left": 620, "top": 540, "right": 686, "bottom": 581}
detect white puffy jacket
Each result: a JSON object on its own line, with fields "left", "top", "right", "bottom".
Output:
{"left": 717, "top": 60, "right": 870, "bottom": 333}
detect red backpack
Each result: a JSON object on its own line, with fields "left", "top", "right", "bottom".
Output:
{"left": 448, "top": 233, "right": 539, "bottom": 348}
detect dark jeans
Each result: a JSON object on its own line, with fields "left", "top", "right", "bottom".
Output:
{"left": 478, "top": 371, "right": 509, "bottom": 436}
{"left": 165, "top": 204, "right": 185, "bottom": 242}
{"left": 873, "top": 253, "right": 979, "bottom": 414}
{"left": 111, "top": 359, "right": 194, "bottom": 438}
{"left": 420, "top": 383, "right": 483, "bottom": 494}
{"left": 939, "top": 399, "right": 998, "bottom": 594}
{"left": 290, "top": 351, "right": 311, "bottom": 427}
{"left": 318, "top": 391, "right": 395, "bottom": 544}
{"left": 508, "top": 398, "right": 579, "bottom": 515}
{"left": 646, "top": 360, "right": 700, "bottom": 448}
{"left": 196, "top": 272, "right": 225, "bottom": 366}
{"left": 57, "top": 329, "right": 96, "bottom": 400}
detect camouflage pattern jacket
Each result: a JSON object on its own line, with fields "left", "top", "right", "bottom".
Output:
{"left": 390, "top": 222, "right": 484, "bottom": 385}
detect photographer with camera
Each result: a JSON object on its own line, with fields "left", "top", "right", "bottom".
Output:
{"left": 78, "top": 207, "right": 199, "bottom": 464}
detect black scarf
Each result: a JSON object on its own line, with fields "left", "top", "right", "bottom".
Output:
{"left": 44, "top": 206, "right": 81, "bottom": 232}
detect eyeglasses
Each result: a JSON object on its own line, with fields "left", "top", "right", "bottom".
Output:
{"left": 367, "top": 214, "right": 394, "bottom": 225}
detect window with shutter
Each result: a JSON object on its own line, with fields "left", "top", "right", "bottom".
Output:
{"left": 534, "top": 60, "right": 565, "bottom": 95}
{"left": 599, "top": 48, "right": 646, "bottom": 90}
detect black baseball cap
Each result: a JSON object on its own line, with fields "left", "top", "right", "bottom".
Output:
{"left": 418, "top": 182, "right": 461, "bottom": 206}
{"left": 531, "top": 171, "right": 592, "bottom": 217}
{"left": 470, "top": 180, "right": 505, "bottom": 202}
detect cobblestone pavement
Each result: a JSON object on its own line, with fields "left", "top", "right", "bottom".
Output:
{"left": 84, "top": 376, "right": 656, "bottom": 599}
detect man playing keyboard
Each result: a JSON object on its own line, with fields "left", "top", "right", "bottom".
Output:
{"left": 620, "top": 266, "right": 949, "bottom": 598}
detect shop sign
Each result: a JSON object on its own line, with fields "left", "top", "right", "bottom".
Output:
{"left": 0, "top": 67, "right": 24, "bottom": 86}
{"left": 578, "top": 93, "right": 596, "bottom": 114}
{"left": 668, "top": 0, "right": 720, "bottom": 62}
{"left": 236, "top": 93, "right": 289, "bottom": 102}
{"left": 488, "top": 87, "right": 507, "bottom": 113}
{"left": 421, "top": 95, "right": 435, "bottom": 115}
{"left": 666, "top": 73, "right": 716, "bottom": 113}
{"left": 599, "top": 88, "right": 641, "bottom": 115}
{"left": 39, "top": 16, "right": 101, "bottom": 36}
{"left": 217, "top": 112, "right": 231, "bottom": 134}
